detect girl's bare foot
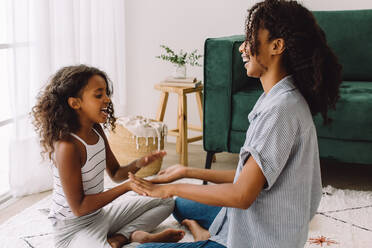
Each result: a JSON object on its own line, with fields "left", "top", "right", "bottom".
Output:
{"left": 107, "top": 233, "right": 129, "bottom": 248}
{"left": 181, "top": 219, "right": 211, "bottom": 241}
{"left": 131, "top": 228, "right": 185, "bottom": 243}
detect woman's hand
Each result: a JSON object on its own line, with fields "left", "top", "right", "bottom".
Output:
{"left": 149, "top": 164, "right": 187, "bottom": 184}
{"left": 135, "top": 150, "right": 166, "bottom": 169}
{"left": 129, "top": 172, "right": 173, "bottom": 199}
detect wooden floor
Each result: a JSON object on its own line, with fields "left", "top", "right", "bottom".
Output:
{"left": 1, "top": 142, "right": 371, "bottom": 225}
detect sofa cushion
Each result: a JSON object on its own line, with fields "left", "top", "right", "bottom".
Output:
{"left": 231, "top": 85, "right": 263, "bottom": 132}
{"left": 232, "top": 81, "right": 372, "bottom": 142}
{"left": 314, "top": 81, "right": 372, "bottom": 141}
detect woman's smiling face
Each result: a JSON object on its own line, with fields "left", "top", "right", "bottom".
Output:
{"left": 239, "top": 28, "right": 273, "bottom": 78}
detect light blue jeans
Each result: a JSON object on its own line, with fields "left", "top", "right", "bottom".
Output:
{"left": 137, "top": 197, "right": 224, "bottom": 248}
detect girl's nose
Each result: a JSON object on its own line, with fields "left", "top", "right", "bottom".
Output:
{"left": 104, "top": 94, "right": 110, "bottom": 103}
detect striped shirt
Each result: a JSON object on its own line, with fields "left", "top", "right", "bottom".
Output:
{"left": 49, "top": 128, "right": 106, "bottom": 223}
{"left": 209, "top": 75, "right": 322, "bottom": 248}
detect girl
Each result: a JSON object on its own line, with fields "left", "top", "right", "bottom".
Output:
{"left": 129, "top": 0, "right": 342, "bottom": 247}
{"left": 32, "top": 65, "right": 184, "bottom": 248}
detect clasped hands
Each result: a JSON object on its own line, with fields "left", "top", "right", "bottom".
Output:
{"left": 129, "top": 163, "right": 187, "bottom": 199}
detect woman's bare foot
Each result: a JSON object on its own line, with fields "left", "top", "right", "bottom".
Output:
{"left": 131, "top": 228, "right": 185, "bottom": 243}
{"left": 181, "top": 219, "right": 211, "bottom": 241}
{"left": 107, "top": 233, "right": 129, "bottom": 248}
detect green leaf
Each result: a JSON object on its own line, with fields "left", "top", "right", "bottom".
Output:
{"left": 156, "top": 45, "right": 203, "bottom": 66}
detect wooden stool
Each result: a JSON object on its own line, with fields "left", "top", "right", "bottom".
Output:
{"left": 154, "top": 83, "right": 203, "bottom": 166}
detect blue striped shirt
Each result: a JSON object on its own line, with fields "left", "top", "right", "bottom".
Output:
{"left": 209, "top": 75, "right": 322, "bottom": 248}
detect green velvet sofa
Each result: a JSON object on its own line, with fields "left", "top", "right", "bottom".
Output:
{"left": 203, "top": 9, "right": 372, "bottom": 171}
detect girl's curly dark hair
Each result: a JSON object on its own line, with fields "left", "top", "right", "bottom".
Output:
{"left": 245, "top": 0, "right": 342, "bottom": 124}
{"left": 32, "top": 65, "right": 117, "bottom": 160}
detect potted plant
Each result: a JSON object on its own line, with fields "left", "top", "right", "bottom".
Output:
{"left": 156, "top": 45, "right": 202, "bottom": 79}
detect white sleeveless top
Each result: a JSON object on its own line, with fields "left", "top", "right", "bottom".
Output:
{"left": 49, "top": 129, "right": 106, "bottom": 223}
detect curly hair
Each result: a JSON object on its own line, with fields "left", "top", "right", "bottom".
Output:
{"left": 245, "top": 0, "right": 342, "bottom": 124}
{"left": 32, "top": 65, "right": 117, "bottom": 160}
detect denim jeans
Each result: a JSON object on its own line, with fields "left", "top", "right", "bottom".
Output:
{"left": 137, "top": 240, "right": 225, "bottom": 248}
{"left": 137, "top": 197, "right": 224, "bottom": 248}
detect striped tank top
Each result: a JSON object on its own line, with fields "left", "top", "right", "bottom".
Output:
{"left": 49, "top": 128, "right": 106, "bottom": 223}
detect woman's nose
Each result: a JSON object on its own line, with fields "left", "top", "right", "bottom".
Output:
{"left": 239, "top": 42, "right": 246, "bottom": 53}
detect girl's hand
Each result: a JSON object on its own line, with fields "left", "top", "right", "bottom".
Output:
{"left": 129, "top": 172, "right": 173, "bottom": 199}
{"left": 149, "top": 164, "right": 187, "bottom": 184}
{"left": 135, "top": 150, "right": 167, "bottom": 169}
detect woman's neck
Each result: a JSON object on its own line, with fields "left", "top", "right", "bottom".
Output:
{"left": 260, "top": 63, "right": 288, "bottom": 94}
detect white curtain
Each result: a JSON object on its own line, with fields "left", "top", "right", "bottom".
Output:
{"left": 8, "top": 0, "right": 126, "bottom": 197}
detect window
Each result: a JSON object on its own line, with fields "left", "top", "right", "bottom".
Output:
{"left": 0, "top": 0, "right": 16, "bottom": 199}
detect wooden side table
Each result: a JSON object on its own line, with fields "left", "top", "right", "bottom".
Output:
{"left": 154, "top": 83, "right": 203, "bottom": 166}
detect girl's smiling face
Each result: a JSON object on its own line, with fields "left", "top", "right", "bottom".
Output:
{"left": 78, "top": 74, "right": 111, "bottom": 124}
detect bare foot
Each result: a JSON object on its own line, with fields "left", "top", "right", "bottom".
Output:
{"left": 107, "top": 233, "right": 129, "bottom": 248}
{"left": 181, "top": 219, "right": 210, "bottom": 241}
{"left": 131, "top": 228, "right": 185, "bottom": 243}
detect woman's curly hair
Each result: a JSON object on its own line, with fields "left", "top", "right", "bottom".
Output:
{"left": 245, "top": 0, "right": 342, "bottom": 124}
{"left": 32, "top": 65, "right": 117, "bottom": 160}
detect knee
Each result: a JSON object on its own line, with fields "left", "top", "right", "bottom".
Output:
{"left": 161, "top": 197, "right": 175, "bottom": 211}
{"left": 137, "top": 244, "right": 151, "bottom": 248}
{"left": 172, "top": 197, "right": 192, "bottom": 223}
{"left": 137, "top": 243, "right": 164, "bottom": 248}
{"left": 174, "top": 197, "right": 191, "bottom": 213}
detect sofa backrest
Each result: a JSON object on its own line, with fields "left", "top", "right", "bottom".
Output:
{"left": 204, "top": 35, "right": 258, "bottom": 95}
{"left": 313, "top": 10, "right": 372, "bottom": 81}
{"left": 204, "top": 10, "right": 372, "bottom": 85}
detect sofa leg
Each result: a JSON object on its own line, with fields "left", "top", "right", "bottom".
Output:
{"left": 203, "top": 151, "right": 216, "bottom": 185}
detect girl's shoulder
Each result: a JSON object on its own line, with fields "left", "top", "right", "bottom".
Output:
{"left": 55, "top": 135, "right": 76, "bottom": 148}
{"left": 54, "top": 135, "right": 85, "bottom": 166}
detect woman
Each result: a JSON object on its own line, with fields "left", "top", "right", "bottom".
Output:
{"left": 130, "top": 0, "right": 342, "bottom": 247}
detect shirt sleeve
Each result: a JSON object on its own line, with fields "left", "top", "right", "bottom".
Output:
{"left": 241, "top": 105, "right": 298, "bottom": 190}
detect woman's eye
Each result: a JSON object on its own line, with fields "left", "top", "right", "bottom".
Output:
{"left": 95, "top": 95, "right": 102, "bottom": 98}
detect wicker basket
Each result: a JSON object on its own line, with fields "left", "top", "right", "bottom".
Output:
{"left": 108, "top": 121, "right": 165, "bottom": 178}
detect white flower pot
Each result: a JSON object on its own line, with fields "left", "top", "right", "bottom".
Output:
{"left": 173, "top": 64, "right": 187, "bottom": 79}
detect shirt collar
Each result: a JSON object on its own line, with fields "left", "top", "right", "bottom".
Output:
{"left": 248, "top": 75, "right": 296, "bottom": 123}
{"left": 264, "top": 75, "right": 296, "bottom": 100}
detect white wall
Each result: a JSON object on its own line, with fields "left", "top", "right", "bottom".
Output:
{"left": 302, "top": 0, "right": 372, "bottom": 11}
{"left": 123, "top": 0, "right": 372, "bottom": 143}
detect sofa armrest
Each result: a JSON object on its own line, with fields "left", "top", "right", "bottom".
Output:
{"left": 203, "top": 35, "right": 259, "bottom": 152}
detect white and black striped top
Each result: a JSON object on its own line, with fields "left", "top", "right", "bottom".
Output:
{"left": 48, "top": 128, "right": 106, "bottom": 223}
{"left": 209, "top": 75, "right": 322, "bottom": 248}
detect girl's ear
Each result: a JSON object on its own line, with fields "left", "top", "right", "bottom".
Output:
{"left": 68, "top": 97, "right": 81, "bottom": 110}
{"left": 272, "top": 38, "right": 285, "bottom": 55}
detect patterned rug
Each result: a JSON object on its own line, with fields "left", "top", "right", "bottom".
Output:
{"left": 0, "top": 180, "right": 371, "bottom": 248}
{"left": 305, "top": 186, "right": 372, "bottom": 248}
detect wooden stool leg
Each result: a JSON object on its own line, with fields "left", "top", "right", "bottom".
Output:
{"left": 156, "top": 92, "right": 169, "bottom": 121}
{"left": 196, "top": 91, "right": 203, "bottom": 125}
{"left": 176, "top": 94, "right": 182, "bottom": 154}
{"left": 180, "top": 94, "right": 188, "bottom": 166}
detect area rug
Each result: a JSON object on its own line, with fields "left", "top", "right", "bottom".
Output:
{"left": 0, "top": 180, "right": 371, "bottom": 248}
